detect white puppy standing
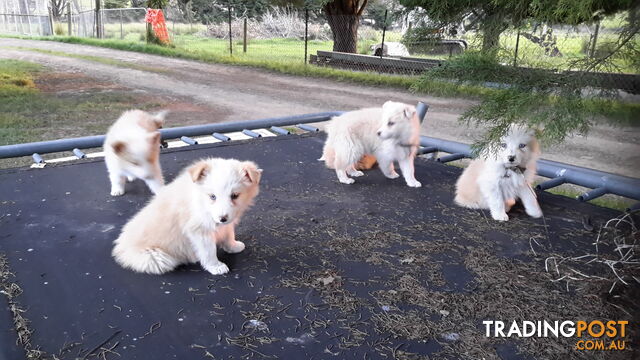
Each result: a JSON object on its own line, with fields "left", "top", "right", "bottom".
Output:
{"left": 112, "top": 158, "right": 262, "bottom": 275}
{"left": 320, "top": 101, "right": 422, "bottom": 187}
{"left": 104, "top": 110, "right": 167, "bottom": 196}
{"left": 454, "top": 125, "right": 542, "bottom": 221}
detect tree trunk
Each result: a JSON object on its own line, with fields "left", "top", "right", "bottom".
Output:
{"left": 326, "top": 14, "right": 359, "bottom": 53}
{"left": 323, "top": 0, "right": 368, "bottom": 54}
{"left": 481, "top": 22, "right": 502, "bottom": 53}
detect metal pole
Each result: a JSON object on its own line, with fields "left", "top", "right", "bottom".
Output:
{"left": 513, "top": 29, "right": 520, "bottom": 67}
{"left": 119, "top": 8, "right": 123, "bottom": 39}
{"left": 243, "top": 17, "right": 247, "bottom": 53}
{"left": 0, "top": 111, "right": 345, "bottom": 159}
{"left": 304, "top": 7, "right": 308, "bottom": 64}
{"left": 380, "top": 9, "right": 388, "bottom": 58}
{"left": 227, "top": 3, "right": 232, "bottom": 55}
{"left": 67, "top": 3, "right": 72, "bottom": 36}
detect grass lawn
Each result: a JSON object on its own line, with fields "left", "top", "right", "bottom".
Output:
{"left": 0, "top": 58, "right": 164, "bottom": 168}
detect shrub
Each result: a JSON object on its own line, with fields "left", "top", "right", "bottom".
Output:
{"left": 205, "top": 7, "right": 331, "bottom": 40}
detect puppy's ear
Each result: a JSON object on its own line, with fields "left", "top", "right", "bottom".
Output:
{"left": 241, "top": 162, "right": 262, "bottom": 185}
{"left": 153, "top": 110, "right": 168, "bottom": 129}
{"left": 528, "top": 137, "right": 541, "bottom": 156}
{"left": 112, "top": 141, "right": 126, "bottom": 154}
{"left": 404, "top": 105, "right": 416, "bottom": 119}
{"left": 188, "top": 161, "right": 209, "bottom": 183}
{"left": 148, "top": 132, "right": 161, "bottom": 145}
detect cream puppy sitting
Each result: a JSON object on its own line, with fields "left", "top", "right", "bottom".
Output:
{"left": 320, "top": 101, "right": 422, "bottom": 187}
{"left": 104, "top": 110, "right": 167, "bottom": 196}
{"left": 454, "top": 125, "right": 542, "bottom": 221}
{"left": 112, "top": 158, "right": 262, "bottom": 275}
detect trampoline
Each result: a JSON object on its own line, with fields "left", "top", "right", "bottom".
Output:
{"left": 0, "top": 124, "right": 638, "bottom": 359}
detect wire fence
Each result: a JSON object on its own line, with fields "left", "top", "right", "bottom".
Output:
{"left": 0, "top": 13, "right": 52, "bottom": 35}
{"left": 1, "top": 3, "right": 638, "bottom": 94}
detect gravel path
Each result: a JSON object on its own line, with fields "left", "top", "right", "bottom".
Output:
{"left": 1, "top": 38, "right": 638, "bottom": 178}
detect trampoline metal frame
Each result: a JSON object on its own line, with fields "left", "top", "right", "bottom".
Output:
{"left": 0, "top": 103, "right": 637, "bottom": 209}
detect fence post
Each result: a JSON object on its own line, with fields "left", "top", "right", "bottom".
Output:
{"left": 513, "top": 29, "right": 520, "bottom": 67}
{"left": 22, "top": 0, "right": 32, "bottom": 35}
{"left": 227, "top": 3, "right": 232, "bottom": 55}
{"left": 119, "top": 8, "right": 123, "bottom": 39}
{"left": 47, "top": 7, "right": 54, "bottom": 36}
{"left": 380, "top": 9, "right": 388, "bottom": 58}
{"left": 304, "top": 7, "right": 308, "bottom": 64}
{"left": 94, "top": 0, "right": 101, "bottom": 38}
{"left": 67, "top": 3, "right": 72, "bottom": 36}
{"left": 243, "top": 17, "right": 247, "bottom": 53}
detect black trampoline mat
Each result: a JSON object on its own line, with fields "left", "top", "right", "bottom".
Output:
{"left": 0, "top": 133, "right": 637, "bottom": 360}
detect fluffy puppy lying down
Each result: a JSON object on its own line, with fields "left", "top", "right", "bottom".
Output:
{"left": 112, "top": 158, "right": 262, "bottom": 275}
{"left": 104, "top": 110, "right": 167, "bottom": 196}
{"left": 455, "top": 125, "right": 542, "bottom": 221}
{"left": 320, "top": 101, "right": 422, "bottom": 187}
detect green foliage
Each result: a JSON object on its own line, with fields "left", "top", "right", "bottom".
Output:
{"left": 53, "top": 22, "right": 66, "bottom": 36}
{"left": 401, "top": 26, "right": 442, "bottom": 51}
{"left": 104, "top": 0, "right": 130, "bottom": 9}
{"left": 147, "top": 0, "right": 168, "bottom": 8}
{"left": 411, "top": 51, "right": 632, "bottom": 154}
{"left": 399, "top": 0, "right": 638, "bottom": 52}
{"left": 185, "top": 0, "right": 271, "bottom": 23}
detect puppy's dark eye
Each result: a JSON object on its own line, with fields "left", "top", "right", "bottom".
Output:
{"left": 388, "top": 121, "right": 395, "bottom": 126}
{"left": 231, "top": 193, "right": 240, "bottom": 200}
{"left": 210, "top": 194, "right": 217, "bottom": 201}
{"left": 519, "top": 143, "right": 526, "bottom": 149}
{"left": 500, "top": 143, "right": 507, "bottom": 149}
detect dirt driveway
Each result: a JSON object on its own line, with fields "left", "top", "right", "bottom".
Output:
{"left": 0, "top": 38, "right": 638, "bottom": 178}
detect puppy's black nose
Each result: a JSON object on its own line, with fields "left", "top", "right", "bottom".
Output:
{"left": 377, "top": 131, "right": 382, "bottom": 136}
{"left": 508, "top": 156, "right": 515, "bottom": 162}
{"left": 219, "top": 215, "right": 228, "bottom": 223}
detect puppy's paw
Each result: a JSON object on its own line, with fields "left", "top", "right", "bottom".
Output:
{"left": 339, "top": 178, "right": 355, "bottom": 184}
{"left": 224, "top": 241, "right": 245, "bottom": 254}
{"left": 406, "top": 180, "right": 422, "bottom": 188}
{"left": 385, "top": 172, "right": 400, "bottom": 179}
{"left": 491, "top": 212, "right": 509, "bottom": 221}
{"left": 204, "top": 262, "right": 229, "bottom": 275}
{"left": 350, "top": 170, "right": 365, "bottom": 177}
{"left": 126, "top": 175, "right": 135, "bottom": 182}
{"left": 110, "top": 188, "right": 125, "bottom": 196}
{"left": 527, "top": 207, "right": 543, "bottom": 218}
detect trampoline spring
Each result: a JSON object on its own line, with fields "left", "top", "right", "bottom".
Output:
{"left": 437, "top": 153, "right": 466, "bottom": 163}
{"left": 212, "top": 133, "right": 231, "bottom": 142}
{"left": 270, "top": 126, "right": 290, "bottom": 135}
{"left": 242, "top": 129, "right": 262, "bottom": 138}
{"left": 296, "top": 124, "right": 319, "bottom": 132}
{"left": 72, "top": 148, "right": 86, "bottom": 159}
{"left": 32, "top": 153, "right": 44, "bottom": 164}
{"left": 180, "top": 136, "right": 198, "bottom": 145}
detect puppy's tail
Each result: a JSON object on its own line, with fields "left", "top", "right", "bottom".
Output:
{"left": 319, "top": 145, "right": 336, "bottom": 169}
{"left": 112, "top": 243, "right": 179, "bottom": 275}
{"left": 355, "top": 154, "right": 377, "bottom": 170}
